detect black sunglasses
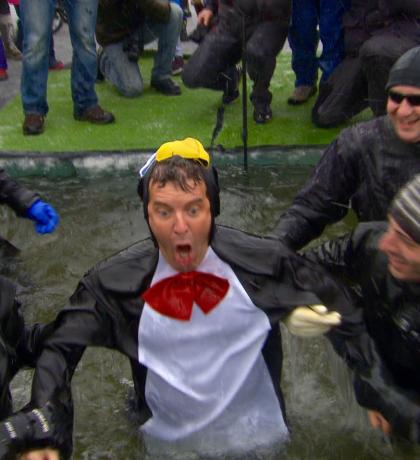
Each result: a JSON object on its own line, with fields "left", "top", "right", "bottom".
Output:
{"left": 388, "top": 90, "right": 420, "bottom": 107}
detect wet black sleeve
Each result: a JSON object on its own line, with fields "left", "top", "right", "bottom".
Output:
{"left": 0, "top": 169, "right": 39, "bottom": 217}
{"left": 302, "top": 228, "right": 420, "bottom": 443}
{"left": 271, "top": 137, "right": 361, "bottom": 250}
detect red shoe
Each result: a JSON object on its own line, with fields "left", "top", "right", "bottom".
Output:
{"left": 49, "top": 60, "right": 65, "bottom": 71}
{"left": 171, "top": 56, "right": 184, "bottom": 76}
{"left": 0, "top": 69, "right": 8, "bottom": 81}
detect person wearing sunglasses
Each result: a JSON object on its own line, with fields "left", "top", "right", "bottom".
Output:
{"left": 1, "top": 138, "right": 418, "bottom": 460}
{"left": 302, "top": 175, "right": 420, "bottom": 441}
{"left": 272, "top": 45, "right": 420, "bottom": 251}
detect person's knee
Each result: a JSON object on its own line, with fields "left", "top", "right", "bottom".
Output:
{"left": 182, "top": 63, "right": 201, "bottom": 88}
{"left": 169, "top": 2, "right": 183, "bottom": 24}
{"left": 359, "top": 37, "right": 384, "bottom": 61}
{"left": 118, "top": 83, "right": 143, "bottom": 98}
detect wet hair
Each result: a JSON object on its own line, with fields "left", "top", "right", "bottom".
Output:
{"left": 137, "top": 155, "right": 220, "bottom": 223}
{"left": 149, "top": 156, "right": 207, "bottom": 194}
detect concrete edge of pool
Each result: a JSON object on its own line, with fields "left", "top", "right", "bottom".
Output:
{"left": 0, "top": 144, "right": 326, "bottom": 177}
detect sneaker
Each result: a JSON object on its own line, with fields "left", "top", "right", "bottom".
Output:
{"left": 74, "top": 105, "right": 115, "bottom": 124}
{"left": 287, "top": 85, "right": 317, "bottom": 105}
{"left": 222, "top": 66, "right": 240, "bottom": 104}
{"left": 151, "top": 78, "right": 181, "bottom": 96}
{"left": 253, "top": 104, "right": 272, "bottom": 124}
{"left": 23, "top": 113, "right": 45, "bottom": 135}
{"left": 0, "top": 69, "right": 8, "bottom": 81}
{"left": 49, "top": 60, "right": 65, "bottom": 71}
{"left": 171, "top": 56, "right": 184, "bottom": 76}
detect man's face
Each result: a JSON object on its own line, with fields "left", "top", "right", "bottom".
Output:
{"left": 387, "top": 85, "right": 420, "bottom": 144}
{"left": 148, "top": 179, "right": 212, "bottom": 272}
{"left": 378, "top": 216, "right": 420, "bottom": 282}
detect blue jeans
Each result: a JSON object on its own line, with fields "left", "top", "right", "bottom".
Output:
{"left": 99, "top": 3, "right": 182, "bottom": 97}
{"left": 288, "top": 0, "right": 350, "bottom": 87}
{"left": 21, "top": 0, "right": 98, "bottom": 116}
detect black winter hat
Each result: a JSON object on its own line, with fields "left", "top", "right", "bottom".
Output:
{"left": 386, "top": 46, "right": 420, "bottom": 91}
{"left": 390, "top": 175, "right": 420, "bottom": 244}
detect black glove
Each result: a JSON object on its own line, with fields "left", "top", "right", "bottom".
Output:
{"left": 0, "top": 401, "right": 73, "bottom": 460}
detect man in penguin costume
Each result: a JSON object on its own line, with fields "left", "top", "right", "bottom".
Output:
{"left": 2, "top": 138, "right": 420, "bottom": 459}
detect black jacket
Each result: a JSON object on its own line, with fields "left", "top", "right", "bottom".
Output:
{"left": 304, "top": 222, "right": 420, "bottom": 440}
{"left": 96, "top": 0, "right": 170, "bottom": 47}
{"left": 14, "top": 225, "right": 420, "bottom": 452}
{"left": 0, "top": 169, "right": 38, "bottom": 217}
{"left": 343, "top": 0, "right": 420, "bottom": 55}
{"left": 0, "top": 276, "right": 48, "bottom": 419}
{"left": 272, "top": 116, "right": 420, "bottom": 250}
{"left": 304, "top": 222, "right": 420, "bottom": 391}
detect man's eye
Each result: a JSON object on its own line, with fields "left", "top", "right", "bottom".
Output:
{"left": 187, "top": 207, "right": 198, "bottom": 216}
{"left": 157, "top": 209, "right": 170, "bottom": 217}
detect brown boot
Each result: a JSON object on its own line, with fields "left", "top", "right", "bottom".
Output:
{"left": 287, "top": 85, "right": 317, "bottom": 105}
{"left": 74, "top": 104, "right": 115, "bottom": 124}
{"left": 23, "top": 113, "right": 45, "bottom": 135}
{"left": 0, "top": 18, "right": 22, "bottom": 61}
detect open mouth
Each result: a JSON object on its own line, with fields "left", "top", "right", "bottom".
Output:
{"left": 175, "top": 244, "right": 193, "bottom": 266}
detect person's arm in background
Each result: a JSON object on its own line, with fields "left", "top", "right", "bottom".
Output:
{"left": 0, "top": 169, "right": 59, "bottom": 234}
{"left": 298, "top": 223, "right": 420, "bottom": 442}
{"left": 271, "top": 135, "right": 361, "bottom": 251}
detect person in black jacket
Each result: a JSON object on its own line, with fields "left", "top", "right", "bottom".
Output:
{"left": 3, "top": 138, "right": 420, "bottom": 460}
{"left": 182, "top": 0, "right": 290, "bottom": 124}
{"left": 0, "top": 171, "right": 60, "bottom": 460}
{"left": 0, "top": 169, "right": 59, "bottom": 237}
{"left": 311, "top": 0, "right": 420, "bottom": 128}
{"left": 302, "top": 174, "right": 420, "bottom": 439}
{"left": 272, "top": 46, "right": 420, "bottom": 251}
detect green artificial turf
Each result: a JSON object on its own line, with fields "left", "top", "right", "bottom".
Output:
{"left": 0, "top": 52, "right": 371, "bottom": 153}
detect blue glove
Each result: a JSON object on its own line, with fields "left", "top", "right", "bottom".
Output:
{"left": 26, "top": 200, "right": 60, "bottom": 234}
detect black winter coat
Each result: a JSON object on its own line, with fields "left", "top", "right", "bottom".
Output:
{"left": 304, "top": 222, "right": 420, "bottom": 391}
{"left": 272, "top": 116, "right": 420, "bottom": 250}
{"left": 343, "top": 0, "right": 420, "bottom": 55}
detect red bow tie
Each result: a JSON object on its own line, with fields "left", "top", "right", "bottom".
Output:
{"left": 142, "top": 271, "right": 230, "bottom": 321}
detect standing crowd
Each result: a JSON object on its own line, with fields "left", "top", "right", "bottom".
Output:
{"left": 0, "top": 0, "right": 419, "bottom": 458}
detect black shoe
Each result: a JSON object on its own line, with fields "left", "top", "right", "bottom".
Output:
{"left": 23, "top": 113, "right": 45, "bottom": 135}
{"left": 151, "top": 78, "right": 181, "bottom": 96}
{"left": 253, "top": 104, "right": 272, "bottom": 124}
{"left": 222, "top": 67, "right": 239, "bottom": 104}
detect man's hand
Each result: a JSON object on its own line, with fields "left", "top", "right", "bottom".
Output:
{"left": 367, "top": 410, "right": 392, "bottom": 436}
{"left": 283, "top": 304, "right": 342, "bottom": 337}
{"left": 20, "top": 448, "right": 60, "bottom": 460}
{"left": 197, "top": 8, "right": 213, "bottom": 26}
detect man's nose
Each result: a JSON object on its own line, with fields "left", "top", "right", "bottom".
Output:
{"left": 397, "top": 98, "right": 414, "bottom": 115}
{"left": 173, "top": 212, "right": 188, "bottom": 233}
{"left": 379, "top": 230, "right": 397, "bottom": 254}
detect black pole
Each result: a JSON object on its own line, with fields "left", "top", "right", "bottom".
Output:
{"left": 241, "top": 13, "right": 248, "bottom": 172}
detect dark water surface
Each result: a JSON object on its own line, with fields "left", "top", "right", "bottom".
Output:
{"left": 4, "top": 166, "right": 419, "bottom": 459}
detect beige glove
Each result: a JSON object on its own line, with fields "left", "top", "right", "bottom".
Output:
{"left": 283, "top": 304, "right": 342, "bottom": 338}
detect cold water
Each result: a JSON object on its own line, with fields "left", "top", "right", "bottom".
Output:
{"left": 3, "top": 164, "right": 418, "bottom": 460}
